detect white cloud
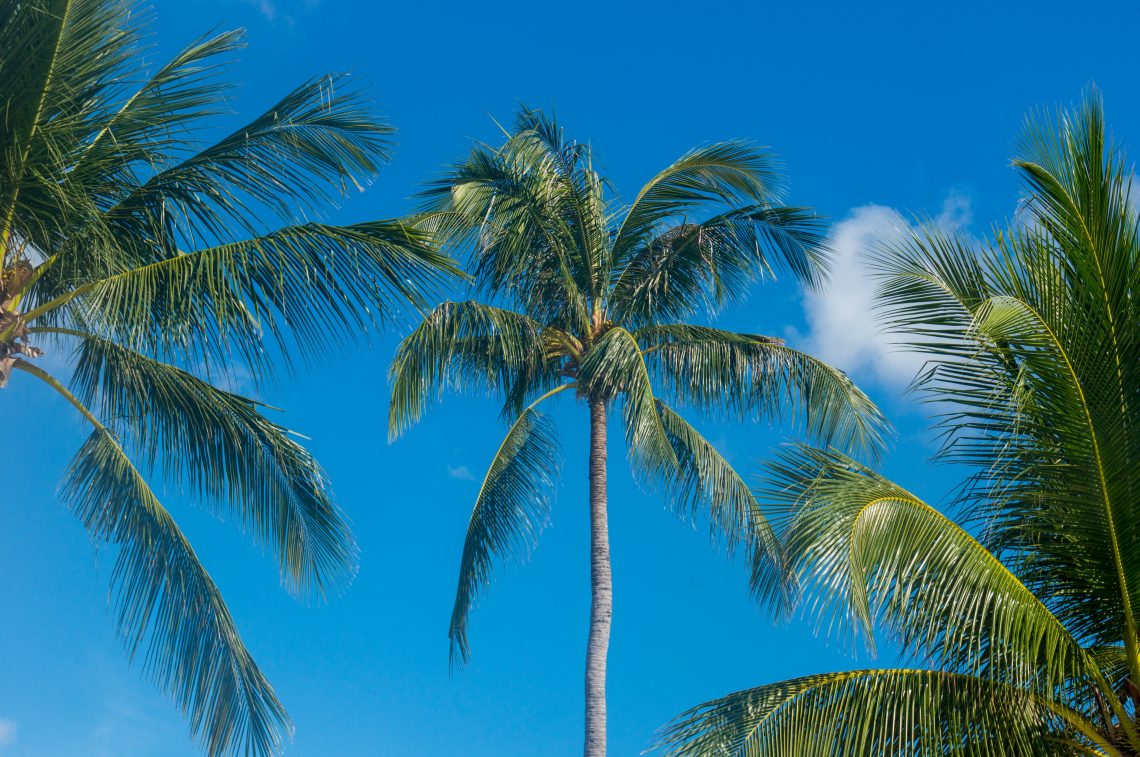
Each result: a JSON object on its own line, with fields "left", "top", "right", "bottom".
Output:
{"left": 0, "top": 718, "right": 17, "bottom": 748}
{"left": 799, "top": 192, "right": 972, "bottom": 391}
{"left": 447, "top": 464, "right": 476, "bottom": 481}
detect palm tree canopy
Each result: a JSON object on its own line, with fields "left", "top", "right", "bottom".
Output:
{"left": 0, "top": 1, "right": 455, "bottom": 755}
{"left": 659, "top": 91, "right": 1140, "bottom": 756}
{"left": 389, "top": 107, "right": 889, "bottom": 667}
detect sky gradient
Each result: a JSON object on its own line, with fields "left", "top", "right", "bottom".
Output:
{"left": 5, "top": 0, "right": 1140, "bottom": 754}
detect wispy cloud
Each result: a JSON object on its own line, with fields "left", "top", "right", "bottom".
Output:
{"left": 447, "top": 464, "right": 476, "bottom": 481}
{"left": 248, "top": 0, "right": 278, "bottom": 20}
{"left": 798, "top": 192, "right": 972, "bottom": 391}
{"left": 0, "top": 719, "right": 16, "bottom": 748}
{"left": 245, "top": 0, "right": 320, "bottom": 23}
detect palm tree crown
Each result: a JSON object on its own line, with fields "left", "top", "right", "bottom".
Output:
{"left": 0, "top": 1, "right": 453, "bottom": 755}
{"left": 659, "top": 92, "right": 1140, "bottom": 756}
{"left": 389, "top": 107, "right": 888, "bottom": 755}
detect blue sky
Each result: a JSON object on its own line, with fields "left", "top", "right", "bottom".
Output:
{"left": 4, "top": 0, "right": 1140, "bottom": 754}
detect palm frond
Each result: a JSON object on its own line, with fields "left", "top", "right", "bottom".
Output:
{"left": 639, "top": 324, "right": 889, "bottom": 459}
{"left": 416, "top": 124, "right": 593, "bottom": 330}
{"left": 105, "top": 72, "right": 394, "bottom": 245}
{"left": 63, "top": 428, "right": 290, "bottom": 757}
{"left": 67, "top": 29, "right": 245, "bottom": 196}
{"left": 577, "top": 326, "right": 677, "bottom": 478}
{"left": 611, "top": 205, "right": 828, "bottom": 326}
{"left": 0, "top": 0, "right": 140, "bottom": 256}
{"left": 654, "top": 402, "right": 784, "bottom": 600}
{"left": 387, "top": 300, "right": 558, "bottom": 439}
{"left": 63, "top": 330, "right": 357, "bottom": 598}
{"left": 511, "top": 106, "right": 611, "bottom": 301}
{"left": 449, "top": 401, "right": 563, "bottom": 667}
{"left": 761, "top": 445, "right": 1088, "bottom": 693}
{"left": 611, "top": 141, "right": 786, "bottom": 265}
{"left": 656, "top": 669, "right": 1067, "bottom": 757}
{"left": 36, "top": 220, "right": 453, "bottom": 378}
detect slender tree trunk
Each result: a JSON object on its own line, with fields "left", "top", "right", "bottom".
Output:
{"left": 584, "top": 399, "right": 611, "bottom": 757}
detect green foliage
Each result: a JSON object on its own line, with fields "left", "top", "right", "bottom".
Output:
{"left": 657, "top": 669, "right": 1063, "bottom": 756}
{"left": 0, "top": 1, "right": 456, "bottom": 754}
{"left": 449, "top": 402, "right": 564, "bottom": 667}
{"left": 660, "top": 90, "right": 1140, "bottom": 756}
{"left": 390, "top": 106, "right": 886, "bottom": 667}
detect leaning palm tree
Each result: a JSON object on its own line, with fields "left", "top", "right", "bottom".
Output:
{"left": 388, "top": 108, "right": 888, "bottom": 756}
{"left": 1, "top": 1, "right": 452, "bottom": 754}
{"left": 658, "top": 92, "right": 1140, "bottom": 756}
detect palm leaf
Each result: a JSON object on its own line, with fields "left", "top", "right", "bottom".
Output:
{"left": 611, "top": 141, "right": 785, "bottom": 264}
{"left": 577, "top": 326, "right": 677, "bottom": 478}
{"left": 449, "top": 400, "right": 564, "bottom": 667}
{"left": 611, "top": 205, "right": 828, "bottom": 326}
{"left": 34, "top": 220, "right": 452, "bottom": 377}
{"left": 655, "top": 402, "right": 785, "bottom": 600}
{"left": 387, "top": 300, "right": 557, "bottom": 438}
{"left": 61, "top": 330, "right": 357, "bottom": 598}
{"left": 761, "top": 445, "right": 1088, "bottom": 693}
{"left": 656, "top": 669, "right": 1067, "bottom": 757}
{"left": 639, "top": 324, "right": 889, "bottom": 459}
{"left": 63, "top": 428, "right": 290, "bottom": 757}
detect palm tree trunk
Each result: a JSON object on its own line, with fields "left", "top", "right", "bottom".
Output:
{"left": 584, "top": 399, "right": 611, "bottom": 757}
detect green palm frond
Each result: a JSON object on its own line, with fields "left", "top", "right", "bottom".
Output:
{"left": 639, "top": 324, "right": 889, "bottom": 458}
{"left": 656, "top": 669, "right": 1068, "bottom": 757}
{"left": 103, "top": 73, "right": 393, "bottom": 244}
{"left": 449, "top": 397, "right": 565, "bottom": 667}
{"left": 611, "top": 141, "right": 786, "bottom": 264}
{"left": 65, "top": 29, "right": 245, "bottom": 198}
{"left": 762, "top": 445, "right": 1087, "bottom": 692}
{"left": 1, "top": 2, "right": 462, "bottom": 753}
{"left": 387, "top": 300, "right": 557, "bottom": 439}
{"left": 61, "top": 330, "right": 357, "bottom": 598}
{"left": 611, "top": 204, "right": 829, "bottom": 326}
{"left": 417, "top": 127, "right": 595, "bottom": 331}
{"left": 655, "top": 402, "right": 784, "bottom": 599}
{"left": 63, "top": 428, "right": 290, "bottom": 757}
{"left": 578, "top": 326, "right": 678, "bottom": 478}
{"left": 510, "top": 106, "right": 612, "bottom": 301}
{"left": 34, "top": 221, "right": 452, "bottom": 376}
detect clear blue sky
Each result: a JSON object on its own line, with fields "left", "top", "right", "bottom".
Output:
{"left": 4, "top": 0, "right": 1140, "bottom": 754}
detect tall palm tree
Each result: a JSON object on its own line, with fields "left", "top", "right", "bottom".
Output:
{"left": 1, "top": 1, "right": 453, "bottom": 754}
{"left": 658, "top": 92, "right": 1140, "bottom": 756}
{"left": 388, "top": 109, "right": 888, "bottom": 756}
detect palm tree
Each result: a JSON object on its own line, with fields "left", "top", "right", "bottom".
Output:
{"left": 1, "top": 1, "right": 453, "bottom": 754}
{"left": 657, "top": 92, "right": 1140, "bottom": 756}
{"left": 387, "top": 108, "right": 889, "bottom": 756}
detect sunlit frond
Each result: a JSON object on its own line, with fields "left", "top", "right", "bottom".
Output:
{"left": 762, "top": 445, "right": 1088, "bottom": 694}
{"left": 387, "top": 300, "right": 559, "bottom": 438}
{"left": 654, "top": 403, "right": 784, "bottom": 600}
{"left": 656, "top": 669, "right": 1067, "bottom": 757}
{"left": 417, "top": 129, "right": 593, "bottom": 330}
{"left": 37, "top": 221, "right": 452, "bottom": 377}
{"left": 611, "top": 141, "right": 786, "bottom": 264}
{"left": 104, "top": 73, "right": 394, "bottom": 246}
